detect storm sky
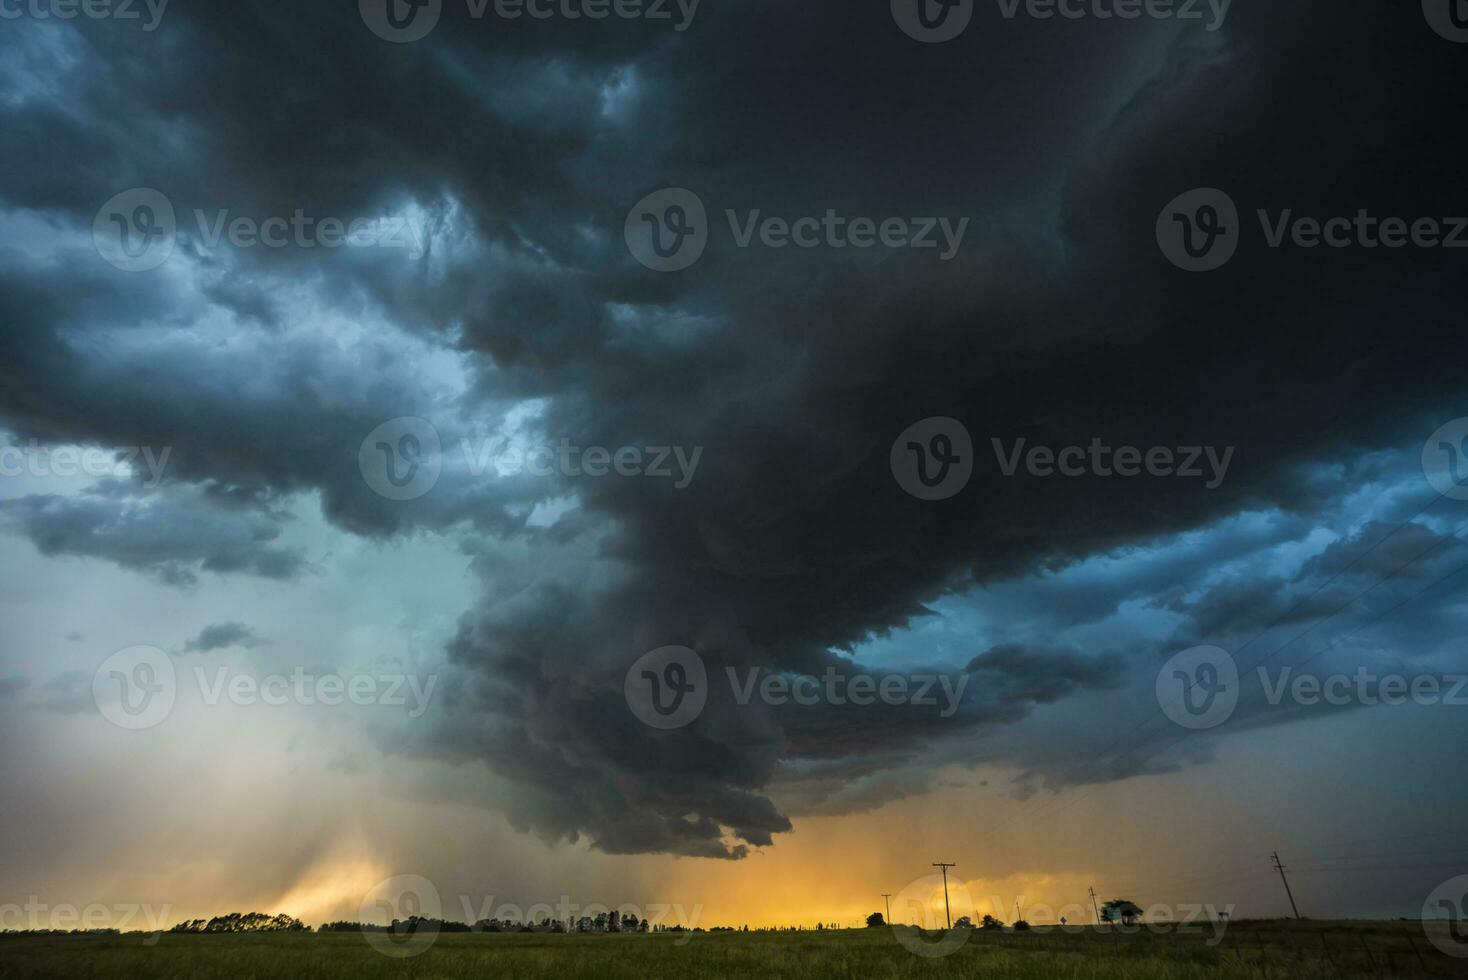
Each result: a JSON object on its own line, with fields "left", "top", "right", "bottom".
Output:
{"left": 2, "top": 0, "right": 1468, "bottom": 929}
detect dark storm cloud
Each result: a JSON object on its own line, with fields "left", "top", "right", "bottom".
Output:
{"left": 0, "top": 480, "right": 310, "bottom": 588}
{"left": 1160, "top": 575, "right": 1354, "bottom": 641}
{"left": 180, "top": 621, "right": 268, "bottom": 654}
{"left": 3, "top": 2, "right": 1467, "bottom": 856}
{"left": 965, "top": 645, "right": 1125, "bottom": 704}
{"left": 1297, "top": 520, "right": 1466, "bottom": 582}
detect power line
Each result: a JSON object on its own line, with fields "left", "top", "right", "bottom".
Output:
{"left": 964, "top": 496, "right": 1458, "bottom": 851}
{"left": 970, "top": 510, "right": 1468, "bottom": 847}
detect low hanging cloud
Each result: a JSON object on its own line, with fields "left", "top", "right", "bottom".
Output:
{"left": 0, "top": 481, "right": 310, "bottom": 588}
{"left": 180, "top": 622, "right": 269, "bottom": 654}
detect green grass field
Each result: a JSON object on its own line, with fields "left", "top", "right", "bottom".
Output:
{"left": 2, "top": 920, "right": 1460, "bottom": 979}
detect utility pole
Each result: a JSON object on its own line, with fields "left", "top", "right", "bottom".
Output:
{"left": 881, "top": 894, "right": 892, "bottom": 925}
{"left": 1088, "top": 887, "right": 1100, "bottom": 926}
{"left": 932, "top": 862, "right": 957, "bottom": 930}
{"left": 1271, "top": 851, "right": 1301, "bottom": 919}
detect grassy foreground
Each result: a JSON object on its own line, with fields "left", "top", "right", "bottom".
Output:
{"left": 1, "top": 920, "right": 1459, "bottom": 979}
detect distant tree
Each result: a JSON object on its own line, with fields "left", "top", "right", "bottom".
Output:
{"left": 866, "top": 912, "right": 885, "bottom": 928}
{"left": 1100, "top": 901, "right": 1143, "bottom": 926}
{"left": 171, "top": 912, "right": 306, "bottom": 934}
{"left": 1013, "top": 920, "right": 1031, "bottom": 932}
{"left": 980, "top": 915, "right": 1004, "bottom": 930}
{"left": 953, "top": 916, "right": 973, "bottom": 929}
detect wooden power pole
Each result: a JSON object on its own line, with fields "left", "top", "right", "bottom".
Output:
{"left": 1271, "top": 851, "right": 1302, "bottom": 919}
{"left": 931, "top": 863, "right": 957, "bottom": 930}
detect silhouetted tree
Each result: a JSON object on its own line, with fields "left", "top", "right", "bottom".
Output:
{"left": 1100, "top": 901, "right": 1143, "bottom": 926}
